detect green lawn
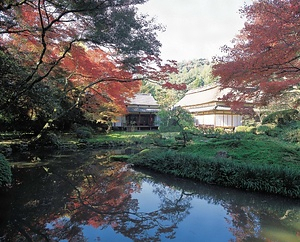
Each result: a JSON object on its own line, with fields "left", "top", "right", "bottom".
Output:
{"left": 95, "top": 131, "right": 151, "bottom": 140}
{"left": 86, "top": 129, "right": 300, "bottom": 168}
{"left": 182, "top": 134, "right": 300, "bottom": 168}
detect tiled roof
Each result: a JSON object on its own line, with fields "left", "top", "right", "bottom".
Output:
{"left": 175, "top": 84, "right": 230, "bottom": 107}
{"left": 128, "top": 93, "right": 158, "bottom": 106}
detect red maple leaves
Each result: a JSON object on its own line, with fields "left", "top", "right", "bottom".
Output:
{"left": 1, "top": 0, "right": 182, "bottom": 118}
{"left": 213, "top": 0, "right": 300, "bottom": 107}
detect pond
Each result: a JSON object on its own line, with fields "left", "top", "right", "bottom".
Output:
{"left": 1, "top": 149, "right": 300, "bottom": 242}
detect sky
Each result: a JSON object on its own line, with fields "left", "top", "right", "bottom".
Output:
{"left": 138, "top": 0, "right": 253, "bottom": 62}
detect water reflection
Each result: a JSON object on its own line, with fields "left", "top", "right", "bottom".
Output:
{"left": 143, "top": 169, "right": 300, "bottom": 242}
{"left": 1, "top": 150, "right": 300, "bottom": 241}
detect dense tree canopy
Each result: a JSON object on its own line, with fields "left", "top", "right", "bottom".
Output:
{"left": 175, "top": 59, "right": 215, "bottom": 89}
{"left": 141, "top": 59, "right": 215, "bottom": 108}
{"left": 0, "top": 0, "right": 181, "bottom": 132}
{"left": 213, "top": 0, "right": 300, "bottom": 107}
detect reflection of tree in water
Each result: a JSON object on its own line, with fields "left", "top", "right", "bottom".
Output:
{"left": 142, "top": 170, "right": 300, "bottom": 242}
{"left": 225, "top": 204, "right": 261, "bottom": 242}
{"left": 114, "top": 179, "right": 193, "bottom": 241}
{"left": 55, "top": 163, "right": 193, "bottom": 242}
{"left": 153, "top": 181, "right": 193, "bottom": 220}
{"left": 43, "top": 160, "right": 142, "bottom": 241}
{"left": 219, "top": 195, "right": 300, "bottom": 242}
{"left": 2, "top": 152, "right": 300, "bottom": 241}
{"left": 1, "top": 153, "right": 194, "bottom": 241}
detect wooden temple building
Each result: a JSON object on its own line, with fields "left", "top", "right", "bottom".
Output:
{"left": 175, "top": 84, "right": 244, "bottom": 129}
{"left": 113, "top": 93, "right": 159, "bottom": 131}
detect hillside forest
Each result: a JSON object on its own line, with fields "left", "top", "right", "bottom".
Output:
{"left": 141, "top": 59, "right": 216, "bottom": 108}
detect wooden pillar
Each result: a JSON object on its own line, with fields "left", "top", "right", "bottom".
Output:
{"left": 138, "top": 112, "right": 141, "bottom": 130}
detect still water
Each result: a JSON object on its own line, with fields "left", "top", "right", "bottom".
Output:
{"left": 0, "top": 149, "right": 300, "bottom": 242}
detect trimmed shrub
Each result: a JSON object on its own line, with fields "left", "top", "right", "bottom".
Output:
{"left": 0, "top": 153, "right": 12, "bottom": 188}
{"left": 36, "top": 132, "right": 61, "bottom": 147}
{"left": 256, "top": 124, "right": 276, "bottom": 134}
{"left": 283, "top": 128, "right": 300, "bottom": 143}
{"left": 262, "top": 109, "right": 299, "bottom": 125}
{"left": 147, "top": 132, "right": 162, "bottom": 140}
{"left": 214, "top": 128, "right": 226, "bottom": 135}
{"left": 75, "top": 126, "right": 93, "bottom": 139}
{"left": 235, "top": 126, "right": 256, "bottom": 133}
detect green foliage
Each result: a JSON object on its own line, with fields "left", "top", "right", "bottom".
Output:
{"left": 140, "top": 81, "right": 184, "bottom": 109}
{"left": 214, "top": 128, "right": 226, "bottom": 135}
{"left": 140, "top": 59, "right": 217, "bottom": 108}
{"left": 158, "top": 107, "right": 195, "bottom": 146}
{"left": 0, "top": 50, "right": 33, "bottom": 131}
{"left": 88, "top": 2, "right": 163, "bottom": 66}
{"left": 158, "top": 107, "right": 195, "bottom": 132}
{"left": 256, "top": 124, "right": 276, "bottom": 134}
{"left": 0, "top": 57, "right": 84, "bottom": 133}
{"left": 89, "top": 131, "right": 148, "bottom": 142}
{"left": 131, "top": 148, "right": 300, "bottom": 198}
{"left": 154, "top": 138, "right": 176, "bottom": 147}
{"left": 146, "top": 132, "right": 170, "bottom": 146}
{"left": 262, "top": 109, "right": 299, "bottom": 125}
{"left": 284, "top": 129, "right": 300, "bottom": 143}
{"left": 36, "top": 132, "right": 62, "bottom": 147}
{"left": 147, "top": 132, "right": 162, "bottom": 139}
{"left": 169, "top": 59, "right": 216, "bottom": 89}
{"left": 83, "top": 131, "right": 153, "bottom": 147}
{"left": 254, "top": 120, "right": 299, "bottom": 141}
{"left": 180, "top": 130, "right": 300, "bottom": 166}
{"left": 75, "top": 126, "right": 94, "bottom": 139}
{"left": 0, "top": 153, "right": 12, "bottom": 188}
{"left": 282, "top": 121, "right": 300, "bottom": 143}
{"left": 157, "top": 109, "right": 178, "bottom": 132}
{"left": 235, "top": 125, "right": 257, "bottom": 133}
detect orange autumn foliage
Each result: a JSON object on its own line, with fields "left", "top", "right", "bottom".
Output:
{"left": 1, "top": 0, "right": 182, "bottom": 118}
{"left": 213, "top": 0, "right": 300, "bottom": 107}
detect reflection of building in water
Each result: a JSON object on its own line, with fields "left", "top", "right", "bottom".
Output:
{"left": 113, "top": 93, "right": 159, "bottom": 131}
{"left": 175, "top": 84, "right": 252, "bottom": 129}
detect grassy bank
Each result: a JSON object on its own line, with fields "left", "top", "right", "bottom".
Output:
{"left": 127, "top": 125, "right": 300, "bottom": 198}
{"left": 130, "top": 146, "right": 300, "bottom": 198}
{"left": 182, "top": 132, "right": 300, "bottom": 167}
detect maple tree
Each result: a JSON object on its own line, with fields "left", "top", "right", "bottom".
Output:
{"left": 0, "top": 0, "right": 184, "bottom": 133}
{"left": 213, "top": 0, "right": 300, "bottom": 108}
